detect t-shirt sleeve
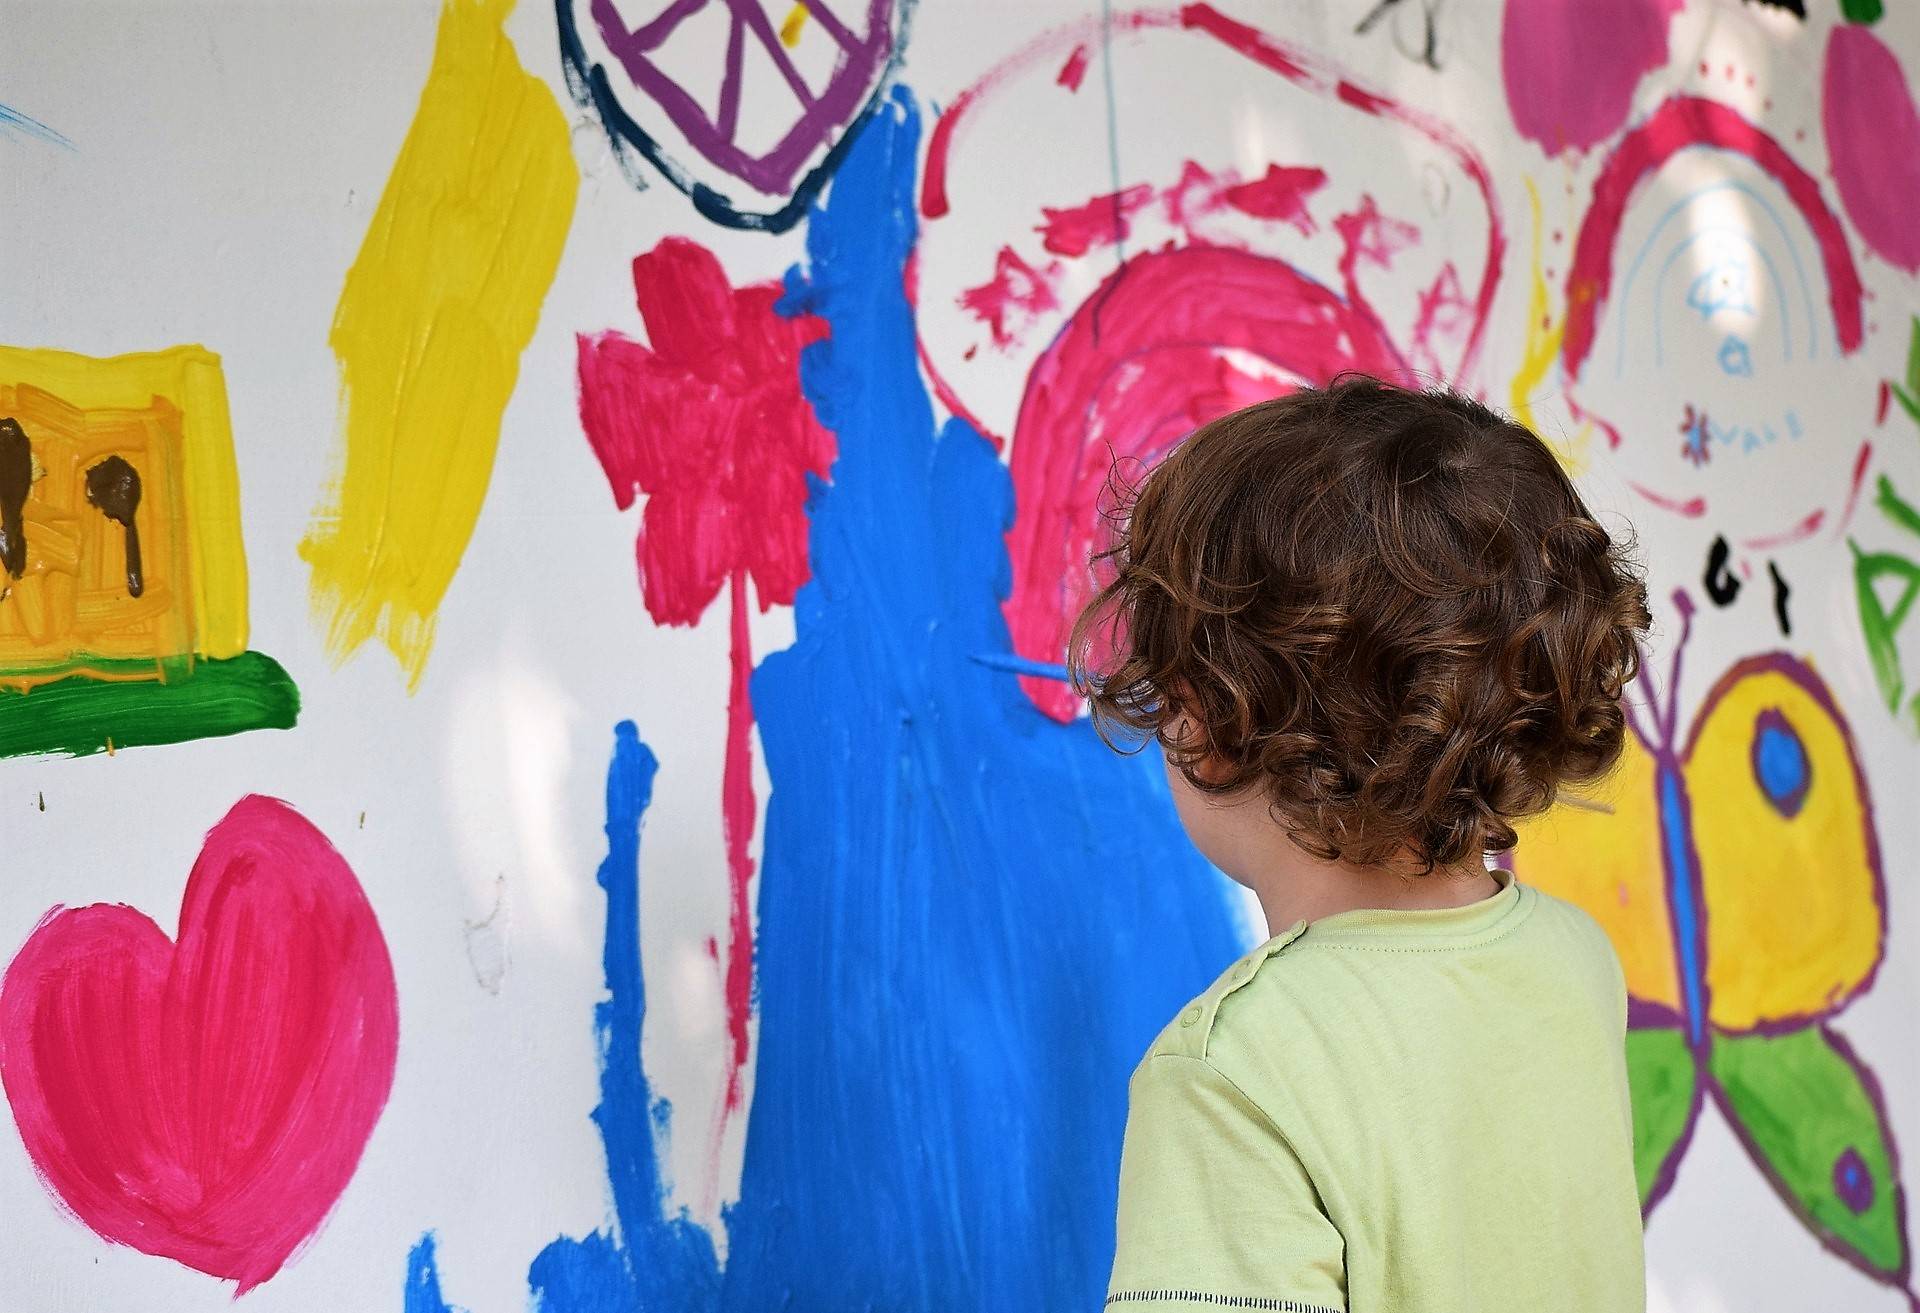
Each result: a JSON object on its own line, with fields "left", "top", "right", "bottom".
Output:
{"left": 1107, "top": 1052, "right": 1347, "bottom": 1313}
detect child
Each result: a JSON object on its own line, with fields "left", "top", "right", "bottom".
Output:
{"left": 1071, "top": 377, "right": 1651, "bottom": 1312}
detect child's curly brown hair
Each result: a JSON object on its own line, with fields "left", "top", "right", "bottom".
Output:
{"left": 1067, "top": 376, "right": 1652, "bottom": 873}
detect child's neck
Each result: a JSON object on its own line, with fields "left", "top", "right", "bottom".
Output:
{"left": 1234, "top": 839, "right": 1502, "bottom": 936}
{"left": 1162, "top": 739, "right": 1504, "bottom": 933}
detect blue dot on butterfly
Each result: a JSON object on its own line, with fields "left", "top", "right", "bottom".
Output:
{"left": 1834, "top": 1146, "right": 1875, "bottom": 1214}
{"left": 1752, "top": 708, "right": 1811, "bottom": 818}
{"left": 1718, "top": 335, "right": 1753, "bottom": 377}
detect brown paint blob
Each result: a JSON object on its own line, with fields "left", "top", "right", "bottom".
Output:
{"left": 84, "top": 455, "right": 144, "bottom": 598}
{"left": 0, "top": 418, "right": 32, "bottom": 579}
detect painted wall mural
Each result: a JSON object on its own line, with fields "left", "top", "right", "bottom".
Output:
{"left": 302, "top": 0, "right": 578, "bottom": 690}
{"left": 0, "top": 798, "right": 396, "bottom": 1292}
{"left": 3, "top": 1, "right": 1918, "bottom": 1311}
{"left": 0, "top": 346, "right": 297, "bottom": 759}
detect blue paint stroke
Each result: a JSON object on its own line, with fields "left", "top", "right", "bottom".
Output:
{"left": 0, "top": 102, "right": 74, "bottom": 150}
{"left": 1657, "top": 763, "right": 1709, "bottom": 1047}
{"left": 969, "top": 650, "right": 1073, "bottom": 682}
{"left": 1611, "top": 179, "right": 1820, "bottom": 376}
{"left": 417, "top": 86, "right": 1243, "bottom": 1311}
{"left": 405, "top": 1233, "right": 465, "bottom": 1313}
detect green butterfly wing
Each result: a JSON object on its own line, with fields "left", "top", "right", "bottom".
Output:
{"left": 1710, "top": 1026, "right": 1908, "bottom": 1281}
{"left": 1627, "top": 1026, "right": 1698, "bottom": 1210}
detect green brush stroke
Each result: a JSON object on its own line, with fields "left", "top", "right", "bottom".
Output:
{"left": 1712, "top": 1027, "right": 1907, "bottom": 1278}
{"left": 1840, "top": 0, "right": 1884, "bottom": 25}
{"left": 1626, "top": 1026, "right": 1696, "bottom": 1206}
{"left": 1852, "top": 541, "right": 1920, "bottom": 714}
{"left": 0, "top": 651, "right": 299, "bottom": 759}
{"left": 1891, "top": 317, "right": 1920, "bottom": 425}
{"left": 1851, "top": 476, "right": 1920, "bottom": 720}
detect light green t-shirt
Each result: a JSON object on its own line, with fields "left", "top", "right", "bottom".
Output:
{"left": 1107, "top": 869, "right": 1645, "bottom": 1312}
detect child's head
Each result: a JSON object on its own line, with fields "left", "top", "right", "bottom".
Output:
{"left": 1069, "top": 375, "right": 1651, "bottom": 876}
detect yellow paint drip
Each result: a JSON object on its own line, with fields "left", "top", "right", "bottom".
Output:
{"left": 779, "top": 3, "right": 809, "bottom": 47}
{"left": 303, "top": 0, "right": 578, "bottom": 689}
{"left": 1509, "top": 178, "right": 1591, "bottom": 474}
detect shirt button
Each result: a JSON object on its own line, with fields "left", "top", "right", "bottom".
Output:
{"left": 1179, "top": 1005, "right": 1202, "bottom": 1027}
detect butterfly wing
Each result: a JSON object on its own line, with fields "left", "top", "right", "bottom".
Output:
{"left": 1511, "top": 726, "right": 1682, "bottom": 1015}
{"left": 1685, "top": 654, "right": 1905, "bottom": 1282}
{"left": 1512, "top": 727, "right": 1696, "bottom": 1209}
{"left": 1682, "top": 654, "right": 1884, "bottom": 1032}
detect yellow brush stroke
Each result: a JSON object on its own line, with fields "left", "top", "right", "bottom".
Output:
{"left": 1510, "top": 179, "right": 1591, "bottom": 475}
{"left": 0, "top": 345, "right": 248, "bottom": 685}
{"left": 1687, "top": 668, "right": 1881, "bottom": 1031}
{"left": 1511, "top": 733, "right": 1683, "bottom": 1012}
{"left": 779, "top": 3, "right": 809, "bottom": 46}
{"left": 303, "top": 0, "right": 578, "bottom": 689}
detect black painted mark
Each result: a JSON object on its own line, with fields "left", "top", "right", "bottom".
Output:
{"left": 0, "top": 418, "right": 31, "bottom": 579}
{"left": 84, "top": 455, "right": 143, "bottom": 598}
{"left": 1704, "top": 534, "right": 1742, "bottom": 606}
{"left": 1769, "top": 560, "right": 1792, "bottom": 636}
{"left": 1354, "top": 0, "right": 1442, "bottom": 69}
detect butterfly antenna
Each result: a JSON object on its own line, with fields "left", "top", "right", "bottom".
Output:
{"left": 1664, "top": 588, "right": 1695, "bottom": 747}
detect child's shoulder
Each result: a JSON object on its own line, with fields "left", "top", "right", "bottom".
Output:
{"left": 1135, "top": 879, "right": 1622, "bottom": 1070}
{"left": 1139, "top": 919, "right": 1313, "bottom": 1065}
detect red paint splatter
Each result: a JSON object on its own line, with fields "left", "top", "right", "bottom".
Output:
{"left": 576, "top": 236, "right": 834, "bottom": 1180}
{"left": 1411, "top": 263, "right": 1473, "bottom": 378}
{"left": 1038, "top": 184, "right": 1156, "bottom": 256}
{"left": 1824, "top": 25, "right": 1920, "bottom": 274}
{"left": 1878, "top": 380, "right": 1892, "bottom": 425}
{"left": 579, "top": 239, "right": 832, "bottom": 625}
{"left": 1163, "top": 159, "right": 1230, "bottom": 229}
{"left": 0, "top": 797, "right": 396, "bottom": 1293}
{"left": 1628, "top": 481, "right": 1708, "bottom": 516}
{"left": 1335, "top": 194, "right": 1420, "bottom": 280}
{"left": 919, "top": 3, "right": 1506, "bottom": 483}
{"left": 1835, "top": 439, "right": 1875, "bottom": 538}
{"left": 1336, "top": 79, "right": 1395, "bottom": 116}
{"left": 959, "top": 246, "right": 1062, "bottom": 346}
{"left": 1219, "top": 164, "right": 1328, "bottom": 234}
{"left": 1502, "top": 0, "right": 1684, "bottom": 154}
{"left": 1177, "top": 4, "right": 1311, "bottom": 80}
{"left": 1562, "top": 96, "right": 1864, "bottom": 380}
{"left": 1739, "top": 508, "right": 1825, "bottom": 550}
{"left": 921, "top": 8, "right": 1162, "bottom": 218}
{"left": 1057, "top": 43, "right": 1091, "bottom": 91}
{"left": 1004, "top": 246, "right": 1408, "bottom": 721}
{"left": 1186, "top": 6, "right": 1507, "bottom": 372}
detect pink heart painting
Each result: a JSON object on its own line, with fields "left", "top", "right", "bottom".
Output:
{"left": 0, "top": 795, "right": 398, "bottom": 1293}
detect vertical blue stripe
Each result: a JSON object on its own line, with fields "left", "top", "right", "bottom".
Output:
{"left": 1658, "top": 764, "right": 1708, "bottom": 1046}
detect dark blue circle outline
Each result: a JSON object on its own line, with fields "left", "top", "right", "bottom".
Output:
{"left": 555, "top": 0, "right": 915, "bottom": 234}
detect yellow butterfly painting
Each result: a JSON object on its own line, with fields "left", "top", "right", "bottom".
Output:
{"left": 1514, "top": 588, "right": 1908, "bottom": 1296}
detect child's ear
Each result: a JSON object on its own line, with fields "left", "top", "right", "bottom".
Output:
{"left": 1161, "top": 693, "right": 1236, "bottom": 789}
